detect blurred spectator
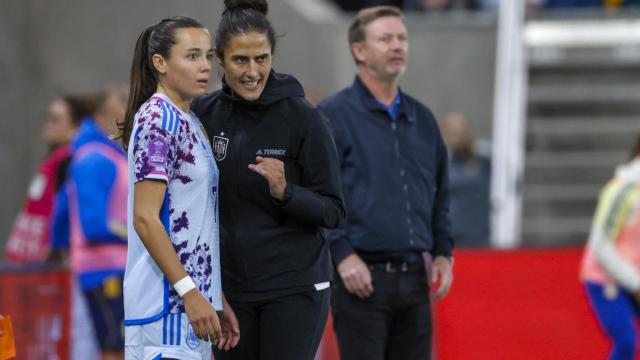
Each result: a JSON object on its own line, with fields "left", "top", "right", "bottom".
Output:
{"left": 333, "top": 0, "right": 403, "bottom": 12}
{"left": 545, "top": 0, "right": 638, "bottom": 8}
{"left": 404, "top": 0, "right": 479, "bottom": 12}
{"left": 580, "top": 134, "right": 640, "bottom": 360}
{"left": 51, "top": 87, "right": 128, "bottom": 360}
{"left": 4, "top": 96, "right": 88, "bottom": 263}
{"left": 546, "top": 0, "right": 603, "bottom": 7}
{"left": 440, "top": 112, "right": 491, "bottom": 248}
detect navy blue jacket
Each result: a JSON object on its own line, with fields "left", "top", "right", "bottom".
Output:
{"left": 318, "top": 76, "right": 453, "bottom": 264}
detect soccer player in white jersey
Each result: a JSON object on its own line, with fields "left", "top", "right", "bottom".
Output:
{"left": 116, "top": 16, "right": 240, "bottom": 360}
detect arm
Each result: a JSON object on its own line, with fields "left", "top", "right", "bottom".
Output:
{"left": 50, "top": 186, "right": 70, "bottom": 250}
{"left": 48, "top": 186, "right": 70, "bottom": 263}
{"left": 317, "top": 104, "right": 374, "bottom": 298}
{"left": 429, "top": 122, "right": 454, "bottom": 300}
{"left": 430, "top": 130, "right": 454, "bottom": 259}
{"left": 279, "top": 111, "right": 345, "bottom": 228}
{"left": 321, "top": 108, "right": 356, "bottom": 265}
{"left": 250, "top": 110, "right": 346, "bottom": 229}
{"left": 71, "top": 154, "right": 125, "bottom": 243}
{"left": 590, "top": 186, "right": 640, "bottom": 292}
{"left": 133, "top": 180, "right": 221, "bottom": 342}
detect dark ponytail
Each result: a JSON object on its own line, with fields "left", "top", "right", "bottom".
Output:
{"left": 215, "top": 0, "right": 276, "bottom": 59}
{"left": 117, "top": 16, "right": 204, "bottom": 150}
{"left": 630, "top": 133, "right": 640, "bottom": 162}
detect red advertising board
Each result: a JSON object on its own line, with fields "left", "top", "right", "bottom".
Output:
{"left": 0, "top": 266, "right": 71, "bottom": 360}
{"left": 318, "top": 248, "right": 613, "bottom": 360}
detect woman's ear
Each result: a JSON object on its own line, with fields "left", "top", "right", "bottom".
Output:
{"left": 152, "top": 53, "right": 167, "bottom": 75}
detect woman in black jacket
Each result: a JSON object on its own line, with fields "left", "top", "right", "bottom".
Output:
{"left": 191, "top": 1, "right": 345, "bottom": 359}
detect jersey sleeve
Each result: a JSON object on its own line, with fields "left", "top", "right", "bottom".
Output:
{"left": 131, "top": 102, "right": 180, "bottom": 183}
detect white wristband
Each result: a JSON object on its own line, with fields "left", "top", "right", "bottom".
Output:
{"left": 173, "top": 276, "right": 196, "bottom": 297}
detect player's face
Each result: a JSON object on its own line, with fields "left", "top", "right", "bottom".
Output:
{"left": 42, "top": 99, "right": 77, "bottom": 147}
{"left": 157, "top": 27, "right": 214, "bottom": 101}
{"left": 219, "top": 32, "right": 272, "bottom": 102}
{"left": 360, "top": 16, "right": 409, "bottom": 80}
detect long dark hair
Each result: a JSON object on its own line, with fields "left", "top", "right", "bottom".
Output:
{"left": 117, "top": 16, "right": 204, "bottom": 150}
{"left": 215, "top": 0, "right": 277, "bottom": 59}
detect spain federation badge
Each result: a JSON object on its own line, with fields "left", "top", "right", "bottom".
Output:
{"left": 213, "top": 136, "right": 229, "bottom": 161}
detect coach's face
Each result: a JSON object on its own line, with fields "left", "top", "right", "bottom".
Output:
{"left": 356, "top": 16, "right": 408, "bottom": 80}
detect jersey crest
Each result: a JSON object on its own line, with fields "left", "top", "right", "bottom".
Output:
{"left": 213, "top": 136, "right": 229, "bottom": 161}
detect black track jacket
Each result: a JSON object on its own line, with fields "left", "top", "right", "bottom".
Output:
{"left": 192, "top": 71, "right": 345, "bottom": 300}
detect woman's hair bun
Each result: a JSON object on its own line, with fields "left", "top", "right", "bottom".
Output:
{"left": 224, "top": 0, "right": 268, "bottom": 16}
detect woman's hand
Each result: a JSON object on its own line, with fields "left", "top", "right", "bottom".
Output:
{"left": 216, "top": 294, "right": 240, "bottom": 351}
{"left": 183, "top": 290, "right": 222, "bottom": 343}
{"left": 248, "top": 156, "right": 287, "bottom": 200}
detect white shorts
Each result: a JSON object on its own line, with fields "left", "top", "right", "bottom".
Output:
{"left": 125, "top": 312, "right": 212, "bottom": 360}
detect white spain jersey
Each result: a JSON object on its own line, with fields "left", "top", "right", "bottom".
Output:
{"left": 124, "top": 93, "right": 222, "bottom": 326}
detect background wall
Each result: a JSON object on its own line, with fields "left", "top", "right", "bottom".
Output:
{"left": 0, "top": 0, "right": 496, "bottom": 251}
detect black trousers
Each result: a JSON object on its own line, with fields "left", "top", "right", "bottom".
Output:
{"left": 214, "top": 288, "right": 330, "bottom": 360}
{"left": 332, "top": 268, "right": 432, "bottom": 360}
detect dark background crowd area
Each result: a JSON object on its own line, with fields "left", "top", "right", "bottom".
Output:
{"left": 332, "top": 0, "right": 640, "bottom": 12}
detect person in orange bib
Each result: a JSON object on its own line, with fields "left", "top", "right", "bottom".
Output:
{"left": 581, "top": 133, "right": 640, "bottom": 360}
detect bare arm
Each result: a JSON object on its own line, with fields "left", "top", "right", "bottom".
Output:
{"left": 133, "top": 180, "right": 221, "bottom": 342}
{"left": 133, "top": 180, "right": 187, "bottom": 284}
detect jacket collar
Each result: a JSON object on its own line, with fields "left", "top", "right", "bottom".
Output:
{"left": 352, "top": 75, "right": 414, "bottom": 122}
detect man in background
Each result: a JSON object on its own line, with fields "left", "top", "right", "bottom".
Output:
{"left": 441, "top": 112, "right": 491, "bottom": 248}
{"left": 318, "top": 6, "right": 454, "bottom": 360}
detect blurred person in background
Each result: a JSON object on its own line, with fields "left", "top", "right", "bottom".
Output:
{"left": 118, "top": 16, "right": 239, "bottom": 360}
{"left": 545, "top": 0, "right": 633, "bottom": 8}
{"left": 192, "top": 0, "right": 345, "bottom": 359}
{"left": 318, "top": 6, "right": 453, "bottom": 360}
{"left": 581, "top": 134, "right": 640, "bottom": 360}
{"left": 404, "top": 0, "right": 479, "bottom": 12}
{"left": 4, "top": 96, "right": 86, "bottom": 263}
{"left": 49, "top": 87, "right": 129, "bottom": 360}
{"left": 333, "top": 0, "right": 404, "bottom": 12}
{"left": 440, "top": 112, "right": 490, "bottom": 248}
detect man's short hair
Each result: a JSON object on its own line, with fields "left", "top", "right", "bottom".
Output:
{"left": 348, "top": 6, "right": 403, "bottom": 63}
{"left": 349, "top": 6, "right": 403, "bottom": 45}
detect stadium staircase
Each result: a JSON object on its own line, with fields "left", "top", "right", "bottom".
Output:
{"left": 522, "top": 18, "right": 640, "bottom": 246}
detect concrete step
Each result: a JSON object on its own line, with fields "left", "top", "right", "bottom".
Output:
{"left": 527, "top": 133, "right": 637, "bottom": 152}
{"left": 528, "top": 84, "right": 640, "bottom": 105}
{"left": 524, "top": 166, "right": 611, "bottom": 186}
{"left": 522, "top": 215, "right": 591, "bottom": 245}
{"left": 523, "top": 199, "right": 597, "bottom": 218}
{"left": 526, "top": 150, "right": 627, "bottom": 169}
{"left": 524, "top": 184, "right": 601, "bottom": 202}
{"left": 529, "top": 47, "right": 640, "bottom": 69}
{"left": 522, "top": 232, "right": 587, "bottom": 247}
{"left": 528, "top": 101, "right": 640, "bottom": 118}
{"left": 530, "top": 68, "right": 640, "bottom": 86}
{"left": 528, "top": 116, "right": 640, "bottom": 136}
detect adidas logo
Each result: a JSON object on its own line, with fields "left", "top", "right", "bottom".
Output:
{"left": 256, "top": 150, "right": 263, "bottom": 155}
